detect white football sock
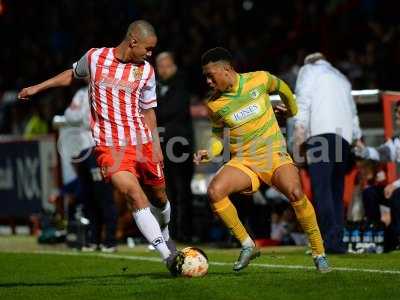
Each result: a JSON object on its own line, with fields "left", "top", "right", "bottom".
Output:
{"left": 133, "top": 207, "right": 171, "bottom": 260}
{"left": 150, "top": 201, "right": 171, "bottom": 241}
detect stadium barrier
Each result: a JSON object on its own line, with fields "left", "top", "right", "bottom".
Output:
{"left": 0, "top": 135, "right": 57, "bottom": 219}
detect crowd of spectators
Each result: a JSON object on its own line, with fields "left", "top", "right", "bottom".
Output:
{"left": 1, "top": 0, "right": 399, "bottom": 98}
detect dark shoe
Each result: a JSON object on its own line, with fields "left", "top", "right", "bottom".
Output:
{"left": 165, "top": 251, "right": 182, "bottom": 277}
{"left": 166, "top": 239, "right": 178, "bottom": 254}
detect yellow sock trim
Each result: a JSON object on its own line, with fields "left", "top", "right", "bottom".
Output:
{"left": 291, "top": 195, "right": 325, "bottom": 256}
{"left": 211, "top": 197, "right": 250, "bottom": 244}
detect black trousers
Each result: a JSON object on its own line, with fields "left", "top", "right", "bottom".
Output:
{"left": 306, "top": 133, "right": 350, "bottom": 253}
{"left": 162, "top": 140, "right": 194, "bottom": 242}
{"left": 74, "top": 148, "right": 117, "bottom": 247}
{"left": 362, "top": 185, "right": 400, "bottom": 241}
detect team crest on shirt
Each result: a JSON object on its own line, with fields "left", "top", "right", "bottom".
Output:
{"left": 249, "top": 88, "right": 260, "bottom": 99}
{"left": 131, "top": 66, "right": 143, "bottom": 80}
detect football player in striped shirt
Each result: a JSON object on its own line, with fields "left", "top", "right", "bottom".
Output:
{"left": 18, "top": 20, "right": 179, "bottom": 274}
{"left": 194, "top": 47, "right": 331, "bottom": 273}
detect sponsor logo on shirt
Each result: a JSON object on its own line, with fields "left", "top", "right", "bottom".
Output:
{"left": 232, "top": 103, "right": 260, "bottom": 122}
{"left": 99, "top": 76, "right": 136, "bottom": 91}
{"left": 98, "top": 66, "right": 144, "bottom": 92}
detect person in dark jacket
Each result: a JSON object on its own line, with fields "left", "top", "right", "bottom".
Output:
{"left": 155, "top": 52, "right": 194, "bottom": 242}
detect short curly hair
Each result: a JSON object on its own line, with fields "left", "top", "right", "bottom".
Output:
{"left": 201, "top": 47, "right": 233, "bottom": 66}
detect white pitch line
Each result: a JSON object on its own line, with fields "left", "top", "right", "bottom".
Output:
{"left": 29, "top": 250, "right": 400, "bottom": 275}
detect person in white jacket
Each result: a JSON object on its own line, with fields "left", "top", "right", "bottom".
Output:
{"left": 293, "top": 52, "right": 362, "bottom": 254}
{"left": 64, "top": 86, "right": 118, "bottom": 252}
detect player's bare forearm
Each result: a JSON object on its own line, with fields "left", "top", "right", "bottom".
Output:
{"left": 18, "top": 69, "right": 74, "bottom": 99}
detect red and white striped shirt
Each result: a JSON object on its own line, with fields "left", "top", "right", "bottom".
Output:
{"left": 72, "top": 47, "right": 157, "bottom": 146}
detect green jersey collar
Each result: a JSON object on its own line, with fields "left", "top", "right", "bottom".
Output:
{"left": 223, "top": 73, "right": 243, "bottom": 98}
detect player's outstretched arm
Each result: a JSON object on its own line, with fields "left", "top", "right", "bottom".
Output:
{"left": 18, "top": 69, "right": 74, "bottom": 100}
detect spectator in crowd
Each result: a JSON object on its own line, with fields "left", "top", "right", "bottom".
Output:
{"left": 155, "top": 52, "right": 194, "bottom": 242}
{"left": 356, "top": 101, "right": 400, "bottom": 249}
{"left": 293, "top": 52, "right": 362, "bottom": 254}
{"left": 62, "top": 86, "right": 118, "bottom": 252}
{"left": 23, "top": 105, "right": 48, "bottom": 138}
{"left": 270, "top": 208, "right": 291, "bottom": 245}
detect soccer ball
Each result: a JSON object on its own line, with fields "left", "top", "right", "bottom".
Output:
{"left": 176, "top": 247, "right": 209, "bottom": 277}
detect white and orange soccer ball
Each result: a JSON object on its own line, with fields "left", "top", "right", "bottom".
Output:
{"left": 177, "top": 247, "right": 209, "bottom": 278}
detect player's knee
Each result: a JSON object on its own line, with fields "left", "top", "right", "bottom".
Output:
{"left": 125, "top": 189, "right": 149, "bottom": 211}
{"left": 114, "top": 183, "right": 128, "bottom": 199}
{"left": 150, "top": 188, "right": 168, "bottom": 207}
{"left": 122, "top": 187, "right": 144, "bottom": 204}
{"left": 207, "top": 184, "right": 225, "bottom": 203}
{"left": 287, "top": 185, "right": 304, "bottom": 203}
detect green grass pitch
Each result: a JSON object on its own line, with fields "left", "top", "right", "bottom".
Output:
{"left": 1, "top": 237, "right": 400, "bottom": 300}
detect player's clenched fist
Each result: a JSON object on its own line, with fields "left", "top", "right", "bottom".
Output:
{"left": 18, "top": 85, "right": 40, "bottom": 100}
{"left": 193, "top": 149, "right": 209, "bottom": 165}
